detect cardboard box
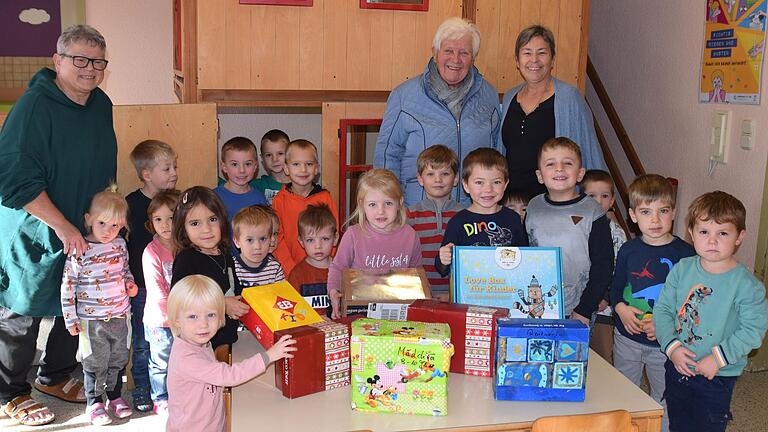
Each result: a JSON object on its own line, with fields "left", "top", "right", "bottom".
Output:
{"left": 350, "top": 318, "right": 453, "bottom": 416}
{"left": 240, "top": 281, "right": 323, "bottom": 348}
{"left": 274, "top": 320, "right": 350, "bottom": 399}
{"left": 407, "top": 300, "right": 508, "bottom": 377}
{"left": 452, "top": 246, "right": 565, "bottom": 319}
{"left": 495, "top": 318, "right": 589, "bottom": 402}
{"left": 341, "top": 268, "right": 430, "bottom": 317}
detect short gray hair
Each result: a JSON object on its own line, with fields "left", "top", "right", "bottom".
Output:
{"left": 57, "top": 25, "right": 106, "bottom": 54}
{"left": 432, "top": 17, "right": 480, "bottom": 58}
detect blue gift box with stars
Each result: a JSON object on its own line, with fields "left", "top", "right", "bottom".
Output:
{"left": 494, "top": 318, "right": 589, "bottom": 402}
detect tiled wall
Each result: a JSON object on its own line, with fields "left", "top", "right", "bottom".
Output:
{"left": 0, "top": 57, "right": 52, "bottom": 88}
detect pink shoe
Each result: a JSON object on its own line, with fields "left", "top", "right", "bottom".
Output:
{"left": 87, "top": 402, "right": 112, "bottom": 426}
{"left": 153, "top": 400, "right": 168, "bottom": 415}
{"left": 107, "top": 397, "right": 133, "bottom": 419}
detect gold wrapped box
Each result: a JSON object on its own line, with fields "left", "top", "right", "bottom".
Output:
{"left": 341, "top": 268, "right": 431, "bottom": 316}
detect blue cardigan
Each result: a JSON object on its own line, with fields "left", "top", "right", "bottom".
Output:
{"left": 501, "top": 78, "right": 606, "bottom": 172}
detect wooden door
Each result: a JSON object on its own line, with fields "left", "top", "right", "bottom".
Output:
{"left": 114, "top": 103, "right": 219, "bottom": 195}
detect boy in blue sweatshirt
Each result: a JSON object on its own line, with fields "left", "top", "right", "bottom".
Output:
{"left": 655, "top": 191, "right": 768, "bottom": 432}
{"left": 611, "top": 174, "right": 694, "bottom": 432}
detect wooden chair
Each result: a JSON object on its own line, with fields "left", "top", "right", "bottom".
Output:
{"left": 215, "top": 344, "right": 232, "bottom": 432}
{"left": 531, "top": 409, "right": 637, "bottom": 432}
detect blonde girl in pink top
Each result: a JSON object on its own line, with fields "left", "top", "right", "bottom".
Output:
{"left": 166, "top": 275, "right": 296, "bottom": 432}
{"left": 141, "top": 190, "right": 179, "bottom": 415}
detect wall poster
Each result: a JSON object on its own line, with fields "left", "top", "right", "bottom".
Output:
{"left": 701, "top": 0, "right": 768, "bottom": 104}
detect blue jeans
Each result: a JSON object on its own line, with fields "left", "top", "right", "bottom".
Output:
{"left": 130, "top": 287, "right": 150, "bottom": 398}
{"left": 144, "top": 327, "right": 173, "bottom": 403}
{"left": 664, "top": 361, "right": 736, "bottom": 432}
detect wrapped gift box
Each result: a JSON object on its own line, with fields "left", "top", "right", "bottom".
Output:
{"left": 342, "top": 268, "right": 430, "bottom": 316}
{"left": 407, "top": 300, "right": 508, "bottom": 377}
{"left": 274, "top": 320, "right": 351, "bottom": 399}
{"left": 240, "top": 281, "right": 323, "bottom": 348}
{"left": 495, "top": 318, "right": 589, "bottom": 402}
{"left": 350, "top": 318, "right": 453, "bottom": 416}
{"left": 452, "top": 246, "right": 565, "bottom": 319}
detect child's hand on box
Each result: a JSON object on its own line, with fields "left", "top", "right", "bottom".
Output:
{"left": 225, "top": 296, "right": 250, "bottom": 320}
{"left": 439, "top": 243, "right": 454, "bottom": 266}
{"left": 614, "top": 302, "right": 645, "bottom": 335}
{"left": 570, "top": 311, "right": 590, "bottom": 326}
{"left": 696, "top": 354, "right": 721, "bottom": 380}
{"left": 642, "top": 315, "right": 656, "bottom": 341}
{"left": 330, "top": 289, "right": 343, "bottom": 319}
{"left": 669, "top": 346, "right": 697, "bottom": 377}
{"left": 266, "top": 335, "right": 297, "bottom": 363}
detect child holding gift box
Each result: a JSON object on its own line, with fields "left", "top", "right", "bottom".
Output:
{"left": 524, "top": 137, "right": 614, "bottom": 324}
{"left": 171, "top": 187, "right": 246, "bottom": 349}
{"left": 328, "top": 169, "right": 422, "bottom": 319}
{"left": 60, "top": 186, "right": 137, "bottom": 425}
{"left": 611, "top": 174, "right": 694, "bottom": 432}
{"left": 288, "top": 204, "right": 339, "bottom": 316}
{"left": 436, "top": 148, "right": 528, "bottom": 277}
{"left": 167, "top": 275, "right": 296, "bottom": 432}
{"left": 655, "top": 191, "right": 768, "bottom": 432}
{"left": 232, "top": 205, "right": 285, "bottom": 289}
{"left": 406, "top": 145, "right": 464, "bottom": 300}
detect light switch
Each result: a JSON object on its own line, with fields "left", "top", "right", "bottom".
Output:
{"left": 741, "top": 119, "right": 754, "bottom": 150}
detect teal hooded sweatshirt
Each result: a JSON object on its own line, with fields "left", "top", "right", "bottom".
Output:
{"left": 0, "top": 68, "right": 117, "bottom": 316}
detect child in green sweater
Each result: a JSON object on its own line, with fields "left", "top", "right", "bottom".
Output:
{"left": 654, "top": 191, "right": 768, "bottom": 432}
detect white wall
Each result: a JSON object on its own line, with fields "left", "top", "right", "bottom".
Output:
{"left": 86, "top": 0, "right": 176, "bottom": 105}
{"left": 589, "top": 1, "right": 768, "bottom": 267}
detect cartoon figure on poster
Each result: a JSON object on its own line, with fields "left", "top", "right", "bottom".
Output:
{"left": 749, "top": 10, "right": 767, "bottom": 29}
{"left": 708, "top": 70, "right": 727, "bottom": 102}
{"left": 512, "top": 275, "right": 558, "bottom": 319}
{"left": 710, "top": 0, "right": 723, "bottom": 22}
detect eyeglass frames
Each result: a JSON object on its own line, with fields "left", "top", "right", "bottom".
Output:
{"left": 58, "top": 53, "right": 108, "bottom": 71}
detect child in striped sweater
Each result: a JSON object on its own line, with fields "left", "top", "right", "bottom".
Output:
{"left": 406, "top": 145, "right": 464, "bottom": 300}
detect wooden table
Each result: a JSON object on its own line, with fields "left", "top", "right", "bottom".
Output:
{"left": 231, "top": 331, "right": 662, "bottom": 432}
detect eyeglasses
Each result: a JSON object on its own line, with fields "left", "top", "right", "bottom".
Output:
{"left": 59, "top": 53, "right": 108, "bottom": 71}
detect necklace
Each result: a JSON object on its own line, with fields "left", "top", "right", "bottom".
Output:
{"left": 202, "top": 249, "right": 226, "bottom": 275}
{"left": 521, "top": 78, "right": 553, "bottom": 115}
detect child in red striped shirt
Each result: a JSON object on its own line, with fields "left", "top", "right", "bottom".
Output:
{"left": 406, "top": 145, "right": 464, "bottom": 301}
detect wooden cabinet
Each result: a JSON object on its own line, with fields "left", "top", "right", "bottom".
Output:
{"left": 175, "top": 0, "right": 591, "bottom": 104}
{"left": 114, "top": 103, "right": 219, "bottom": 194}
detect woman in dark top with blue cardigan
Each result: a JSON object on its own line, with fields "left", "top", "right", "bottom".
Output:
{"left": 501, "top": 25, "right": 606, "bottom": 197}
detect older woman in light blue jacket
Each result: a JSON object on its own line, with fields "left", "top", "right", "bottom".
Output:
{"left": 374, "top": 17, "right": 501, "bottom": 206}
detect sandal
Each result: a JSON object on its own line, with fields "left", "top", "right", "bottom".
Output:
{"left": 2, "top": 395, "right": 56, "bottom": 426}
{"left": 132, "top": 392, "right": 153, "bottom": 412}
{"left": 33, "top": 378, "right": 86, "bottom": 403}
{"left": 87, "top": 402, "right": 112, "bottom": 426}
{"left": 107, "top": 397, "right": 133, "bottom": 419}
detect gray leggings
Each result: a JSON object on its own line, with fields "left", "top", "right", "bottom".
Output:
{"left": 80, "top": 318, "right": 130, "bottom": 406}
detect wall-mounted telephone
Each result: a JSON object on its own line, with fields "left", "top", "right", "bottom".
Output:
{"left": 710, "top": 110, "right": 730, "bottom": 164}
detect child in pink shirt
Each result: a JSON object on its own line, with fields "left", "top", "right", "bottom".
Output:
{"left": 166, "top": 275, "right": 296, "bottom": 432}
{"left": 141, "top": 190, "right": 179, "bottom": 414}
{"left": 328, "top": 169, "right": 422, "bottom": 318}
